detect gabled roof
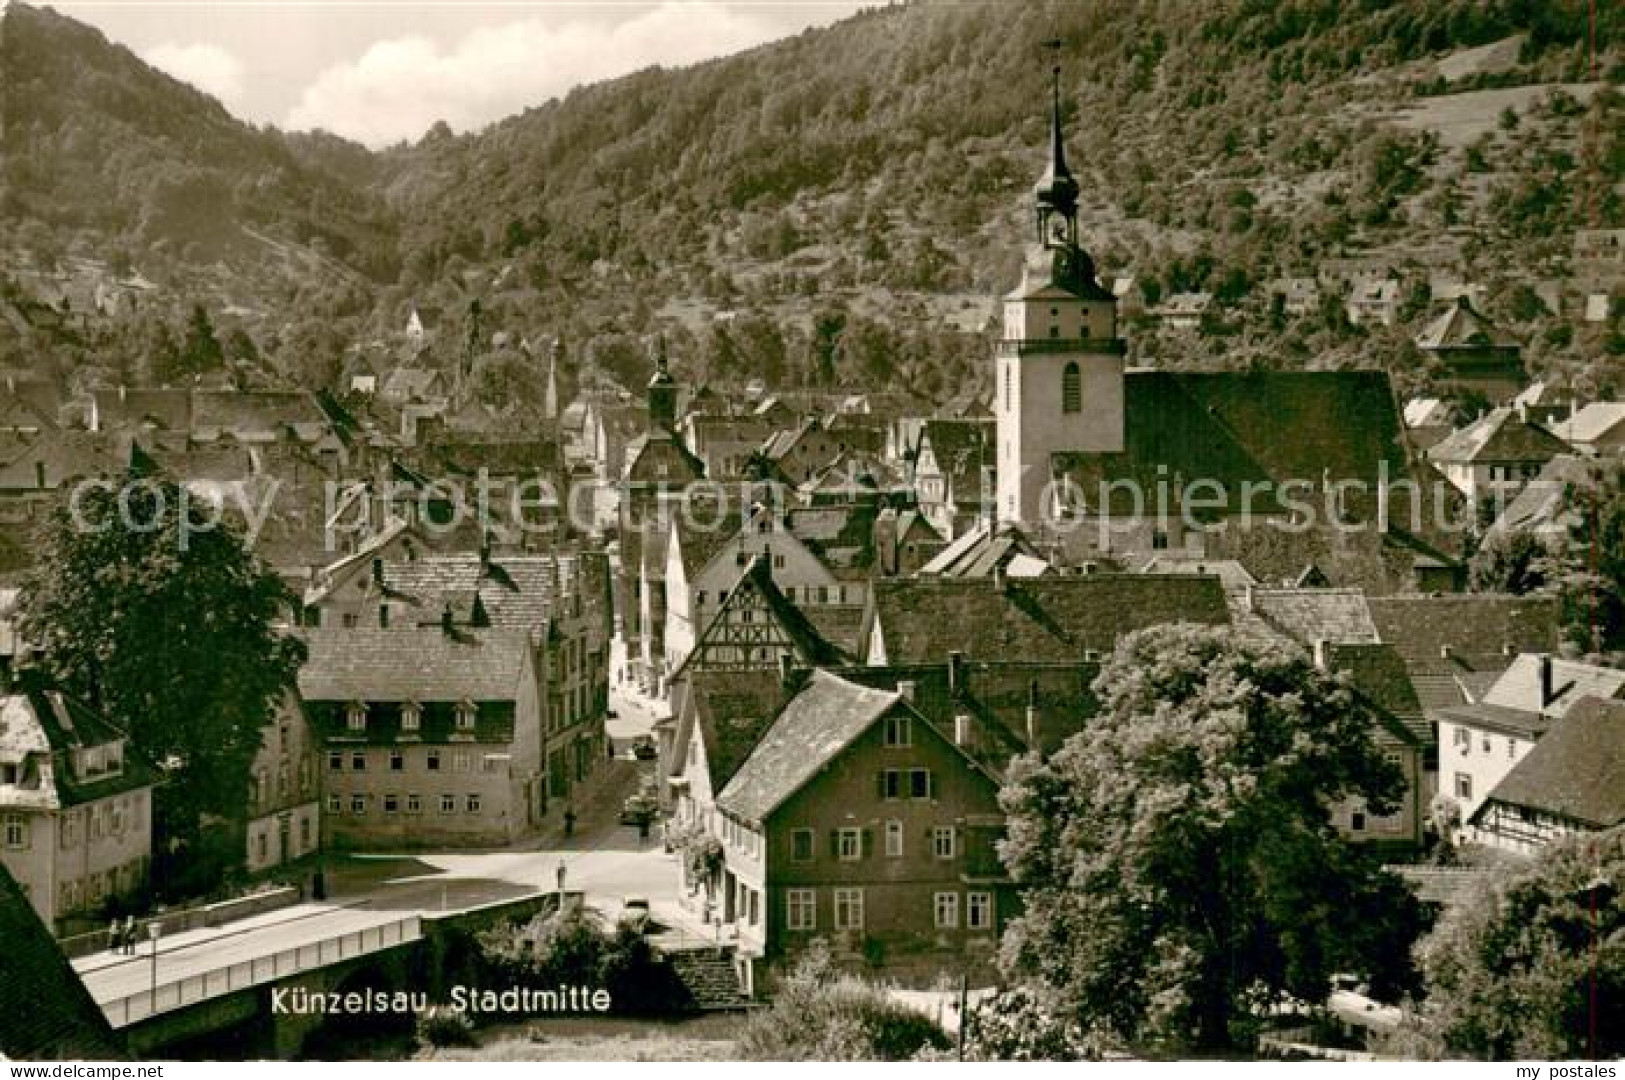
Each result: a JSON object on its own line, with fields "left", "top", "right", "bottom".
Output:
{"left": 1550, "top": 403, "right": 1625, "bottom": 447}
{"left": 1427, "top": 407, "right": 1570, "bottom": 465}
{"left": 297, "top": 628, "right": 531, "bottom": 703}
{"left": 671, "top": 555, "right": 848, "bottom": 684}
{"left": 378, "top": 554, "right": 576, "bottom": 634}
{"left": 1367, "top": 594, "right": 1560, "bottom": 675}
{"left": 1054, "top": 371, "right": 1410, "bottom": 514}
{"left": 670, "top": 668, "right": 787, "bottom": 793}
{"left": 1486, "top": 454, "right": 1592, "bottom": 539}
{"left": 1481, "top": 653, "right": 1625, "bottom": 717}
{"left": 919, "top": 520, "right": 1053, "bottom": 578}
{"left": 191, "top": 390, "right": 328, "bottom": 439}
{"left": 91, "top": 387, "right": 191, "bottom": 431}
{"left": 1324, "top": 642, "right": 1430, "bottom": 745}
{"left": 866, "top": 573, "right": 1229, "bottom": 665}
{"left": 0, "top": 865, "right": 125, "bottom": 1059}
{"left": 1473, "top": 695, "right": 1625, "bottom": 829}
{"left": 717, "top": 670, "right": 900, "bottom": 823}
{"left": 0, "top": 682, "right": 156, "bottom": 810}
{"left": 1241, "top": 588, "right": 1379, "bottom": 647}
{"left": 1139, "top": 556, "right": 1257, "bottom": 590}
{"left": 1416, "top": 296, "right": 1518, "bottom": 350}
{"left": 0, "top": 430, "right": 123, "bottom": 489}
{"left": 1403, "top": 397, "right": 1452, "bottom": 429}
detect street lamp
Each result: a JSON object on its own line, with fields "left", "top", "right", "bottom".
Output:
{"left": 147, "top": 922, "right": 162, "bottom": 1004}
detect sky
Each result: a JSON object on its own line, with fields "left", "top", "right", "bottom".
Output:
{"left": 52, "top": 1, "right": 872, "bottom": 147}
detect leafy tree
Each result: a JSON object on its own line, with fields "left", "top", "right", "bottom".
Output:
{"left": 1395, "top": 827, "right": 1625, "bottom": 1060}
{"left": 998, "top": 623, "right": 1427, "bottom": 1055}
{"left": 1469, "top": 529, "right": 1549, "bottom": 594}
{"left": 174, "top": 303, "right": 225, "bottom": 379}
{"left": 18, "top": 475, "right": 305, "bottom": 849}
{"left": 1544, "top": 461, "right": 1625, "bottom": 656}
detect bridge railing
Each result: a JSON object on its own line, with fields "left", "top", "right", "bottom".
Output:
{"left": 100, "top": 915, "right": 422, "bottom": 1029}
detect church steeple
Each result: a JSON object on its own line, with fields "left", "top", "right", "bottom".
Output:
{"left": 1033, "top": 49, "right": 1079, "bottom": 250}
{"left": 647, "top": 335, "right": 677, "bottom": 433}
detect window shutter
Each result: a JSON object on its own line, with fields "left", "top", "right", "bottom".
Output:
{"left": 861, "top": 828, "right": 873, "bottom": 859}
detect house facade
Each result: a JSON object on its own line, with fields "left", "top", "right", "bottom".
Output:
{"left": 299, "top": 628, "right": 547, "bottom": 848}
{"left": 0, "top": 681, "right": 155, "bottom": 932}
{"left": 244, "top": 694, "right": 322, "bottom": 874}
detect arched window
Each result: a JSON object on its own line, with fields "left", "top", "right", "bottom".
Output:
{"left": 1062, "top": 362, "right": 1082, "bottom": 414}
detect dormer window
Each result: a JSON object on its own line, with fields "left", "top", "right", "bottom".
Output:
{"left": 401, "top": 702, "right": 422, "bottom": 732}
{"left": 455, "top": 701, "right": 477, "bottom": 730}
{"left": 346, "top": 701, "right": 368, "bottom": 732}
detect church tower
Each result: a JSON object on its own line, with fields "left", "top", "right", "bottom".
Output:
{"left": 995, "top": 59, "right": 1125, "bottom": 527}
{"left": 647, "top": 335, "right": 677, "bottom": 433}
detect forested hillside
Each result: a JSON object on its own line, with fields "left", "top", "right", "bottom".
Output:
{"left": 1, "top": 0, "right": 1620, "bottom": 407}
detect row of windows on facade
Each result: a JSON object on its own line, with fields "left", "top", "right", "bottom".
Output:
{"left": 702, "top": 577, "right": 859, "bottom": 608}
{"left": 786, "top": 822, "right": 962, "bottom": 862}
{"left": 254, "top": 758, "right": 314, "bottom": 806}
{"left": 1450, "top": 727, "right": 1524, "bottom": 760}
{"left": 328, "top": 748, "right": 506, "bottom": 774}
{"left": 783, "top": 888, "right": 994, "bottom": 933}
{"left": 255, "top": 817, "right": 314, "bottom": 861}
{"left": 328, "top": 792, "right": 484, "bottom": 815}
{"left": 343, "top": 701, "right": 478, "bottom": 732}
{"left": 2, "top": 796, "right": 142, "bottom": 850}
{"left": 1002, "top": 361, "right": 1085, "bottom": 416}
{"left": 55, "top": 858, "right": 144, "bottom": 913}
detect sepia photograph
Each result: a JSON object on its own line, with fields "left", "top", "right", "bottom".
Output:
{"left": 0, "top": 0, "right": 1620, "bottom": 1068}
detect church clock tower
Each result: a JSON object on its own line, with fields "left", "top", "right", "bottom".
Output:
{"left": 995, "top": 59, "right": 1125, "bottom": 527}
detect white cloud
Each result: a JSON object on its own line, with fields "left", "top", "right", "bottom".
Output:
{"left": 143, "top": 41, "right": 247, "bottom": 107}
{"left": 283, "top": 2, "right": 808, "bottom": 147}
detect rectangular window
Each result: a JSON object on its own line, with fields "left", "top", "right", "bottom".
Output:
{"left": 406, "top": 793, "right": 421, "bottom": 814}
{"left": 1452, "top": 726, "right": 1469, "bottom": 749}
{"left": 440, "top": 794, "right": 456, "bottom": 814}
{"left": 383, "top": 794, "right": 399, "bottom": 814}
{"left": 833, "top": 888, "right": 864, "bottom": 931}
{"left": 327, "top": 794, "right": 341, "bottom": 814}
{"left": 328, "top": 751, "right": 343, "bottom": 772}
{"left": 427, "top": 751, "right": 441, "bottom": 772}
{"left": 791, "top": 828, "right": 814, "bottom": 863}
{"left": 967, "top": 891, "right": 992, "bottom": 930}
{"left": 883, "top": 769, "right": 901, "bottom": 800}
{"left": 454, "top": 751, "right": 472, "bottom": 772}
{"left": 401, "top": 705, "right": 420, "bottom": 732}
{"left": 3, "top": 814, "right": 25, "bottom": 849}
{"left": 390, "top": 751, "right": 404, "bottom": 772}
{"left": 466, "top": 794, "right": 482, "bottom": 814}
{"left": 837, "top": 827, "right": 862, "bottom": 862}
{"left": 884, "top": 716, "right": 911, "bottom": 747}
{"left": 350, "top": 752, "right": 366, "bottom": 772}
{"left": 1507, "top": 738, "right": 1517, "bottom": 760}
{"left": 934, "top": 892, "right": 959, "bottom": 929}
{"left": 1351, "top": 811, "right": 1366, "bottom": 832}
{"left": 910, "top": 768, "right": 932, "bottom": 800}
{"left": 933, "top": 826, "right": 956, "bottom": 860}
{"left": 350, "top": 795, "right": 367, "bottom": 815}
{"left": 885, "top": 819, "right": 904, "bottom": 858}
{"left": 786, "top": 888, "right": 815, "bottom": 931}
{"left": 1455, "top": 772, "right": 1473, "bottom": 800}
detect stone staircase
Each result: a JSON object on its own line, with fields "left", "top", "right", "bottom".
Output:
{"left": 666, "top": 946, "right": 753, "bottom": 1011}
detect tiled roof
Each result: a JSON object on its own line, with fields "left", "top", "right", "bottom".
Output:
{"left": 1427, "top": 408, "right": 1570, "bottom": 465}
{"left": 0, "top": 865, "right": 125, "bottom": 1059}
{"left": 297, "top": 628, "right": 531, "bottom": 703}
{"left": 1474, "top": 696, "right": 1625, "bottom": 829}
{"left": 1415, "top": 297, "right": 1518, "bottom": 350}
{"left": 1486, "top": 455, "right": 1591, "bottom": 539}
{"left": 717, "top": 670, "right": 900, "bottom": 822}
{"left": 1481, "top": 653, "right": 1625, "bottom": 717}
{"left": 0, "top": 430, "right": 124, "bottom": 489}
{"left": 1367, "top": 594, "right": 1560, "bottom": 673}
{"left": 1138, "top": 556, "right": 1257, "bottom": 590}
{"left": 1551, "top": 403, "right": 1625, "bottom": 446}
{"left": 1244, "top": 588, "right": 1379, "bottom": 646}
{"left": 380, "top": 553, "right": 574, "bottom": 634}
{"left": 867, "top": 573, "right": 1230, "bottom": 664}
{"left": 1324, "top": 642, "right": 1430, "bottom": 745}
{"left": 91, "top": 388, "right": 191, "bottom": 431}
{"left": 675, "top": 669, "right": 787, "bottom": 792}
{"left": 919, "top": 520, "right": 1052, "bottom": 578}
{"left": 1053, "top": 371, "right": 1411, "bottom": 514}
{"left": 789, "top": 503, "right": 882, "bottom": 580}
{"left": 0, "top": 377, "right": 62, "bottom": 430}
{"left": 0, "top": 683, "right": 156, "bottom": 811}
{"left": 191, "top": 390, "right": 328, "bottom": 437}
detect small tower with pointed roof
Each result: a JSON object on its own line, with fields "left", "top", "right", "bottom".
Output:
{"left": 995, "top": 52, "right": 1126, "bottom": 527}
{"left": 647, "top": 335, "right": 678, "bottom": 433}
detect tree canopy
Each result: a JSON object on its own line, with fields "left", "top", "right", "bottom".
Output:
{"left": 18, "top": 474, "right": 305, "bottom": 847}
{"left": 997, "top": 623, "right": 1426, "bottom": 1055}
{"left": 1399, "top": 826, "right": 1625, "bottom": 1060}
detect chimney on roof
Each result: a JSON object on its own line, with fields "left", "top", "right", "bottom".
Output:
{"left": 779, "top": 651, "right": 795, "bottom": 689}
{"left": 34, "top": 461, "right": 45, "bottom": 490}
{"left": 1312, "top": 638, "right": 1329, "bottom": 671}
{"left": 1539, "top": 654, "right": 1554, "bottom": 708}
{"left": 897, "top": 679, "right": 916, "bottom": 704}
{"left": 954, "top": 712, "right": 971, "bottom": 748}
{"left": 1025, "top": 704, "right": 1040, "bottom": 750}
{"left": 948, "top": 651, "right": 965, "bottom": 696}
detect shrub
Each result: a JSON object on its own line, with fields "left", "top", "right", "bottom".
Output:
{"left": 737, "top": 943, "right": 949, "bottom": 1061}
{"left": 416, "top": 1006, "right": 477, "bottom": 1049}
